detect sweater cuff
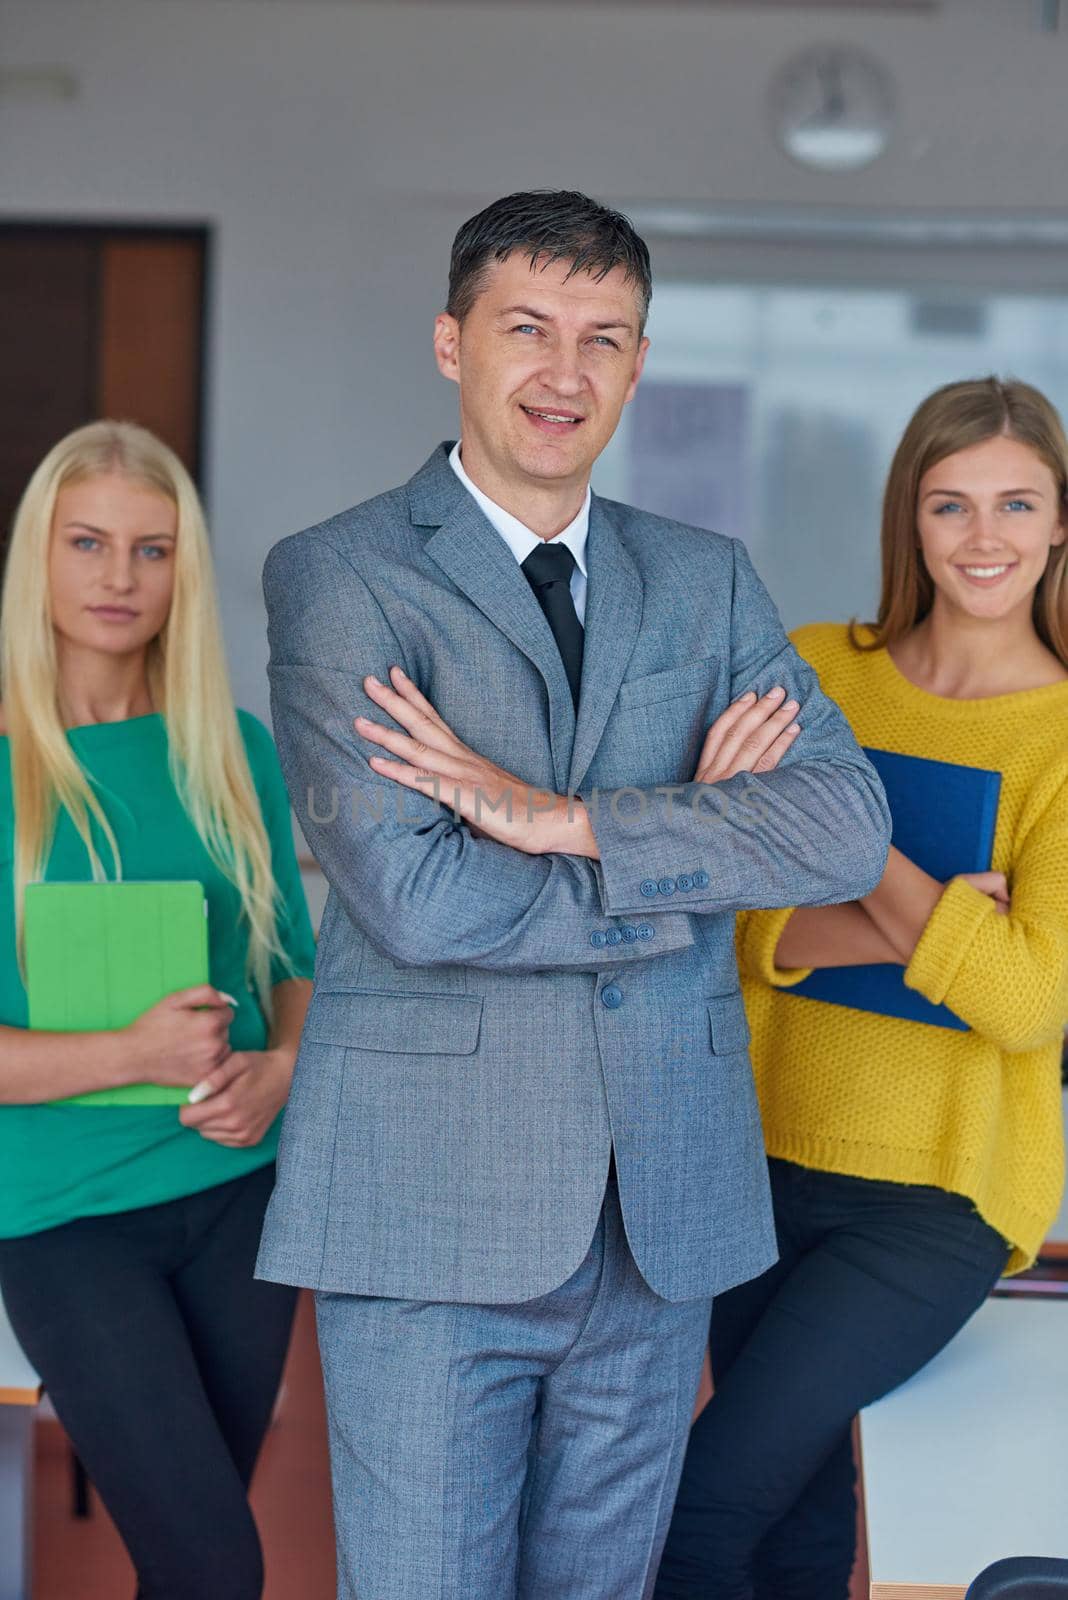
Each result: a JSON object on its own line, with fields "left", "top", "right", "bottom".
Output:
{"left": 904, "top": 876, "right": 994, "bottom": 1005}
{"left": 736, "top": 908, "right": 813, "bottom": 989}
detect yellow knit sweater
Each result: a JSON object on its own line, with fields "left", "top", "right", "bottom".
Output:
{"left": 737, "top": 622, "right": 1068, "bottom": 1271}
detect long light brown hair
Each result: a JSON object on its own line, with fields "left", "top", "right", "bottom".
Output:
{"left": 1, "top": 420, "right": 288, "bottom": 1010}
{"left": 852, "top": 376, "right": 1068, "bottom": 667}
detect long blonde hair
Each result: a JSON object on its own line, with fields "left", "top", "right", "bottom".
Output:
{"left": 1, "top": 420, "right": 287, "bottom": 1014}
{"left": 853, "top": 376, "right": 1068, "bottom": 667}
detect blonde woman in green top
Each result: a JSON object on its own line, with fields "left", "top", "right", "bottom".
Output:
{"left": 0, "top": 421, "right": 316, "bottom": 1600}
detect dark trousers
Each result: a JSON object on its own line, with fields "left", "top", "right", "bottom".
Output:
{"left": 0, "top": 1165, "right": 296, "bottom": 1600}
{"left": 654, "top": 1158, "right": 1011, "bottom": 1600}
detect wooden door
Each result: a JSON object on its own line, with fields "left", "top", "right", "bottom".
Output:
{"left": 0, "top": 224, "right": 207, "bottom": 564}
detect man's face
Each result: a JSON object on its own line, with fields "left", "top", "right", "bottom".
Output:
{"left": 434, "top": 252, "right": 648, "bottom": 495}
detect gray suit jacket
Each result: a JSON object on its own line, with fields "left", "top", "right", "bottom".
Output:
{"left": 256, "top": 444, "right": 890, "bottom": 1304}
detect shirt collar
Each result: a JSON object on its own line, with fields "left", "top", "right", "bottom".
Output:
{"left": 448, "top": 441, "right": 589, "bottom": 578}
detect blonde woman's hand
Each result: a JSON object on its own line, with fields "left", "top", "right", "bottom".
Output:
{"left": 178, "top": 1048, "right": 293, "bottom": 1148}
{"left": 693, "top": 686, "right": 801, "bottom": 783}
{"left": 121, "top": 985, "right": 235, "bottom": 1088}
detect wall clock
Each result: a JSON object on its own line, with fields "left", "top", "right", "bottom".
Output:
{"left": 770, "top": 45, "right": 896, "bottom": 173}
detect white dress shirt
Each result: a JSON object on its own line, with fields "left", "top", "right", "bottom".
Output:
{"left": 448, "top": 441, "right": 590, "bottom": 624}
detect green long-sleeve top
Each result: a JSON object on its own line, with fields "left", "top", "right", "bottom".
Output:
{"left": 0, "top": 711, "right": 317, "bottom": 1237}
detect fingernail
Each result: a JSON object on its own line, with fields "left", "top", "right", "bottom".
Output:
{"left": 220, "top": 993, "right": 239, "bottom": 1007}
{"left": 188, "top": 1082, "right": 212, "bottom": 1105}
{"left": 737, "top": 691, "right": 757, "bottom": 704}
{"left": 784, "top": 699, "right": 799, "bottom": 713}
{"left": 788, "top": 722, "right": 801, "bottom": 734}
{"left": 765, "top": 686, "right": 785, "bottom": 699}
{"left": 366, "top": 675, "right": 381, "bottom": 687}
{"left": 391, "top": 666, "right": 407, "bottom": 678}
{"left": 354, "top": 716, "right": 370, "bottom": 728}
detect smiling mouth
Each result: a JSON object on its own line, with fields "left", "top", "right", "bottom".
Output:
{"left": 956, "top": 563, "right": 1017, "bottom": 582}
{"left": 88, "top": 606, "right": 139, "bottom": 619}
{"left": 520, "top": 406, "right": 584, "bottom": 426}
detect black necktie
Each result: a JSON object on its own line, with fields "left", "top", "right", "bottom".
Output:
{"left": 521, "top": 543, "right": 584, "bottom": 709}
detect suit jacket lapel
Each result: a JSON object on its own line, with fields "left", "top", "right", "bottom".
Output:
{"left": 568, "top": 498, "right": 643, "bottom": 798}
{"left": 411, "top": 447, "right": 577, "bottom": 792}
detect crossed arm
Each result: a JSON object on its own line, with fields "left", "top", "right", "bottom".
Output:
{"left": 773, "top": 849, "right": 1010, "bottom": 971}
{"left": 334, "top": 538, "right": 1058, "bottom": 1055}
{"left": 762, "top": 806, "right": 1068, "bottom": 1057}
{"left": 354, "top": 644, "right": 1012, "bottom": 986}
{"left": 357, "top": 669, "right": 985, "bottom": 980}
{"left": 355, "top": 664, "right": 805, "bottom": 859}
{"left": 265, "top": 532, "right": 889, "bottom": 973}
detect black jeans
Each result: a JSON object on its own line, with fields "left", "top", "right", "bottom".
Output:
{"left": 654, "top": 1158, "right": 1011, "bottom": 1600}
{"left": 0, "top": 1165, "right": 296, "bottom": 1600}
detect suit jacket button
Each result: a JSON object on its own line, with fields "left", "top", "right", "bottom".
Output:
{"left": 640, "top": 879, "right": 658, "bottom": 897}
{"left": 657, "top": 877, "right": 676, "bottom": 895}
{"left": 601, "top": 985, "right": 623, "bottom": 1009}
{"left": 605, "top": 928, "right": 622, "bottom": 945}
{"left": 676, "top": 873, "right": 692, "bottom": 891}
{"left": 621, "top": 925, "right": 637, "bottom": 942}
{"left": 692, "top": 870, "right": 710, "bottom": 889}
{"left": 636, "top": 923, "right": 654, "bottom": 940}
{"left": 590, "top": 930, "right": 606, "bottom": 947}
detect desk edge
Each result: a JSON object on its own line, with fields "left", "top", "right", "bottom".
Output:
{"left": 870, "top": 1586, "right": 967, "bottom": 1599}
{"left": 0, "top": 1384, "right": 42, "bottom": 1405}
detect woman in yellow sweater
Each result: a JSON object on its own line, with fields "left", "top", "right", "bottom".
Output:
{"left": 655, "top": 376, "right": 1068, "bottom": 1600}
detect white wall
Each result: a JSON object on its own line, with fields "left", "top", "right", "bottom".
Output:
{"left": 2, "top": 0, "right": 1068, "bottom": 716}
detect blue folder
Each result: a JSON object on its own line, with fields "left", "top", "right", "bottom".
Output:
{"left": 789, "top": 747, "right": 1001, "bottom": 1031}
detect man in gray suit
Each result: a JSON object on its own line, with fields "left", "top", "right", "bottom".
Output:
{"left": 258, "top": 190, "right": 890, "bottom": 1599}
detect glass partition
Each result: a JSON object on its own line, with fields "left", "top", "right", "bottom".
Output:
{"left": 594, "top": 281, "right": 1068, "bottom": 629}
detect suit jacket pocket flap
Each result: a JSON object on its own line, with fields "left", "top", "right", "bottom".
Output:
{"left": 707, "top": 994, "right": 751, "bottom": 1056}
{"left": 617, "top": 656, "right": 718, "bottom": 710}
{"left": 304, "top": 991, "right": 484, "bottom": 1055}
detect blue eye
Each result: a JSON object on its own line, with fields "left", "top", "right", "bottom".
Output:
{"left": 1005, "top": 499, "right": 1033, "bottom": 512}
{"left": 139, "top": 544, "right": 169, "bottom": 561}
{"left": 513, "top": 324, "right": 540, "bottom": 335}
{"left": 933, "top": 501, "right": 963, "bottom": 515}
{"left": 590, "top": 336, "right": 620, "bottom": 350}
{"left": 72, "top": 535, "right": 99, "bottom": 551}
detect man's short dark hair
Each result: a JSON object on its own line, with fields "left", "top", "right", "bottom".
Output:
{"left": 447, "top": 189, "right": 652, "bottom": 331}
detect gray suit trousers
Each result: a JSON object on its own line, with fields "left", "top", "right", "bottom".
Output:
{"left": 314, "top": 1178, "right": 711, "bottom": 1600}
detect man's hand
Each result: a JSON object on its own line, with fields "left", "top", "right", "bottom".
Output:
{"left": 693, "top": 686, "right": 800, "bottom": 782}
{"left": 357, "top": 669, "right": 805, "bottom": 858}
{"left": 355, "top": 666, "right": 567, "bottom": 854}
{"left": 178, "top": 1048, "right": 294, "bottom": 1148}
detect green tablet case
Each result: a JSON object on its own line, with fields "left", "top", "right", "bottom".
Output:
{"left": 25, "top": 881, "right": 210, "bottom": 1107}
